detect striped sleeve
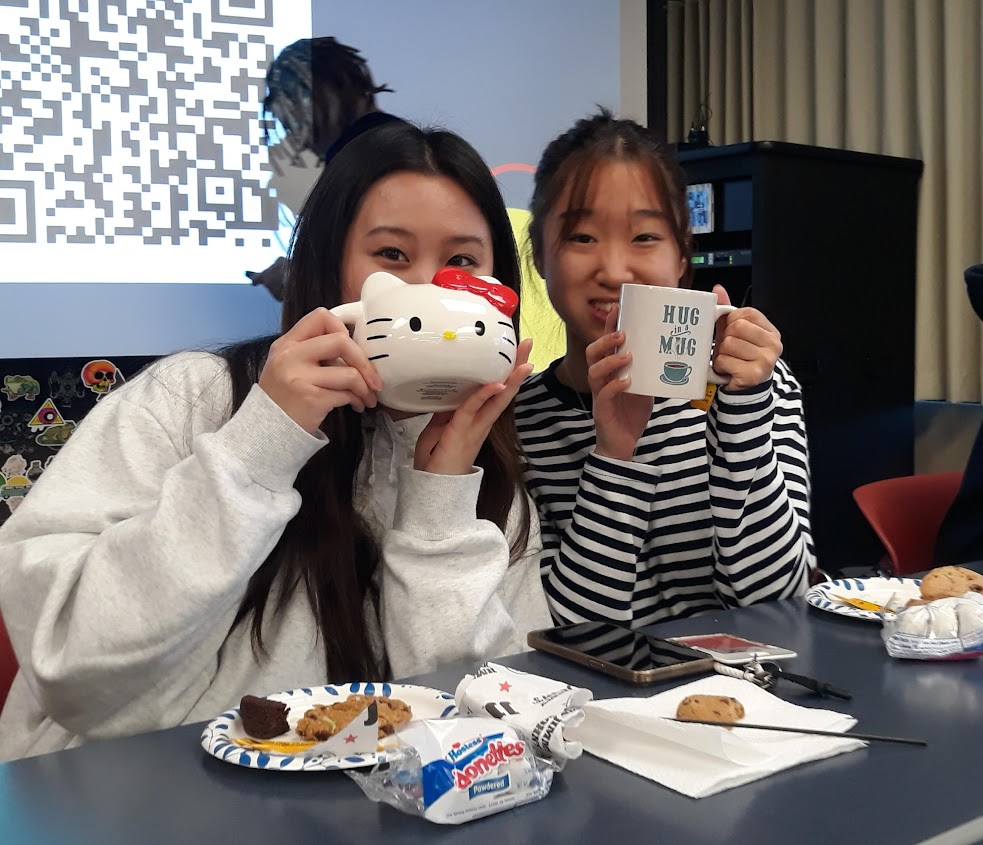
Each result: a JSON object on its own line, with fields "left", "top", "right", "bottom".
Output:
{"left": 517, "top": 359, "right": 815, "bottom": 629}
{"left": 704, "top": 359, "right": 816, "bottom": 605}
{"left": 539, "top": 452, "right": 661, "bottom": 625}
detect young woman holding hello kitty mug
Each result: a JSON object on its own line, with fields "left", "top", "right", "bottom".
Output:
{"left": 0, "top": 122, "right": 550, "bottom": 761}
{"left": 516, "top": 110, "right": 816, "bottom": 629}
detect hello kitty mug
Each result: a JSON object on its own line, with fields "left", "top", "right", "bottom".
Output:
{"left": 329, "top": 269, "right": 520, "bottom": 412}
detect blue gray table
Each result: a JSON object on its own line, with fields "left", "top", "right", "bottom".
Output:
{"left": 1, "top": 596, "right": 980, "bottom": 845}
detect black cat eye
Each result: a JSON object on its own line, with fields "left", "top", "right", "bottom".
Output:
{"left": 409, "top": 317, "right": 422, "bottom": 331}
{"left": 475, "top": 321, "right": 485, "bottom": 336}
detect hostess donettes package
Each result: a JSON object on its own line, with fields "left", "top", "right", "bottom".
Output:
{"left": 347, "top": 716, "right": 555, "bottom": 824}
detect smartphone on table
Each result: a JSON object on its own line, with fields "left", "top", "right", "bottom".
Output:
{"left": 526, "top": 621, "right": 715, "bottom": 685}
{"left": 667, "top": 633, "right": 797, "bottom": 665}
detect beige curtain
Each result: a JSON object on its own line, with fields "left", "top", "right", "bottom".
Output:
{"left": 666, "top": 0, "right": 983, "bottom": 401}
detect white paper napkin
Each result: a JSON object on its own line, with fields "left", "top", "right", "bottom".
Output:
{"left": 566, "top": 675, "right": 865, "bottom": 798}
{"left": 455, "top": 662, "right": 592, "bottom": 764}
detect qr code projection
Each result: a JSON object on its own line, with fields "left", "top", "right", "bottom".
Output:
{"left": 0, "top": 0, "right": 280, "bottom": 247}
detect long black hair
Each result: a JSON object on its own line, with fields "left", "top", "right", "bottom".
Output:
{"left": 221, "top": 121, "right": 530, "bottom": 681}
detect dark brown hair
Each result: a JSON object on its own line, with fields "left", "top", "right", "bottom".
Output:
{"left": 220, "top": 121, "right": 530, "bottom": 681}
{"left": 528, "top": 108, "right": 694, "bottom": 286}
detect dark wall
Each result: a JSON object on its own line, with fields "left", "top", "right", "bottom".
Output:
{"left": 0, "top": 356, "right": 158, "bottom": 528}
{"left": 677, "top": 142, "right": 922, "bottom": 571}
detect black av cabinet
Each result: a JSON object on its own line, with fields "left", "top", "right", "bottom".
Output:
{"left": 677, "top": 142, "right": 923, "bottom": 571}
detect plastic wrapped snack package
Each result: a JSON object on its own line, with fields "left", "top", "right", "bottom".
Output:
{"left": 455, "top": 662, "right": 592, "bottom": 763}
{"left": 347, "top": 717, "right": 555, "bottom": 825}
{"left": 882, "top": 591, "right": 983, "bottom": 659}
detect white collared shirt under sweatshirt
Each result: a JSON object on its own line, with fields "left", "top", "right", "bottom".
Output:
{"left": 0, "top": 352, "right": 549, "bottom": 761}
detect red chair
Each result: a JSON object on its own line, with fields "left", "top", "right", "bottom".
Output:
{"left": 852, "top": 472, "right": 964, "bottom": 576}
{"left": 0, "top": 616, "right": 18, "bottom": 713}
{"left": 0, "top": 611, "right": 18, "bottom": 714}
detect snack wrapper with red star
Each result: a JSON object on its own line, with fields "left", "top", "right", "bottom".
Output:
{"left": 347, "top": 717, "right": 554, "bottom": 825}
{"left": 453, "top": 662, "right": 592, "bottom": 763}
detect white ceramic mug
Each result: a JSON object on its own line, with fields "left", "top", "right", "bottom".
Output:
{"left": 616, "top": 284, "right": 736, "bottom": 400}
{"left": 329, "top": 270, "right": 518, "bottom": 413}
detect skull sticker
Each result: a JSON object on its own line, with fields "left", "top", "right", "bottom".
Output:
{"left": 81, "top": 360, "right": 124, "bottom": 397}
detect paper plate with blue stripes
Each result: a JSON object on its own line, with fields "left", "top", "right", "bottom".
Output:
{"left": 805, "top": 577, "right": 922, "bottom": 622}
{"left": 201, "top": 682, "right": 458, "bottom": 772}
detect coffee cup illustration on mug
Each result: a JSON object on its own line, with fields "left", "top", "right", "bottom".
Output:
{"left": 662, "top": 362, "right": 692, "bottom": 384}
{"left": 616, "top": 285, "right": 736, "bottom": 400}
{"left": 329, "top": 268, "right": 519, "bottom": 413}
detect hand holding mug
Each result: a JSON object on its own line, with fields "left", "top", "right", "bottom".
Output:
{"left": 710, "top": 285, "right": 782, "bottom": 391}
{"left": 586, "top": 306, "right": 654, "bottom": 462}
{"left": 259, "top": 307, "right": 383, "bottom": 434}
{"left": 414, "top": 339, "right": 534, "bottom": 475}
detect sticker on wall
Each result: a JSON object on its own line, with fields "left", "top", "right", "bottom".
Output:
{"left": 81, "top": 360, "right": 124, "bottom": 398}
{"left": 1, "top": 455, "right": 28, "bottom": 479}
{"left": 1, "top": 375, "right": 41, "bottom": 402}
{"left": 0, "top": 410, "right": 27, "bottom": 442}
{"left": 0, "top": 457, "right": 31, "bottom": 515}
{"left": 35, "top": 421, "right": 77, "bottom": 449}
{"left": 48, "top": 370, "right": 86, "bottom": 405}
{"left": 0, "top": 473, "right": 31, "bottom": 514}
{"left": 28, "top": 399, "right": 67, "bottom": 432}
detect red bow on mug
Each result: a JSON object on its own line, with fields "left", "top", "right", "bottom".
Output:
{"left": 431, "top": 268, "right": 518, "bottom": 318}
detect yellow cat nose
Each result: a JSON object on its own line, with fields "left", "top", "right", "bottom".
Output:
{"left": 442, "top": 330, "right": 457, "bottom": 340}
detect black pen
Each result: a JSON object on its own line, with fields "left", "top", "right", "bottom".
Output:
{"left": 666, "top": 718, "right": 927, "bottom": 746}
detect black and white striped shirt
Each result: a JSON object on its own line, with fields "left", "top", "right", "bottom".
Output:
{"left": 516, "top": 358, "right": 815, "bottom": 627}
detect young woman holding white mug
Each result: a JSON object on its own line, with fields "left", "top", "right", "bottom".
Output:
{"left": 515, "top": 110, "right": 816, "bottom": 628}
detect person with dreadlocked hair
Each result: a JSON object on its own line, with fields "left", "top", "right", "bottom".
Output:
{"left": 264, "top": 36, "right": 403, "bottom": 166}
{"left": 247, "top": 37, "right": 405, "bottom": 299}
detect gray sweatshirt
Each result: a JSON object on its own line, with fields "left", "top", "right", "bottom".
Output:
{"left": 0, "top": 352, "right": 549, "bottom": 760}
